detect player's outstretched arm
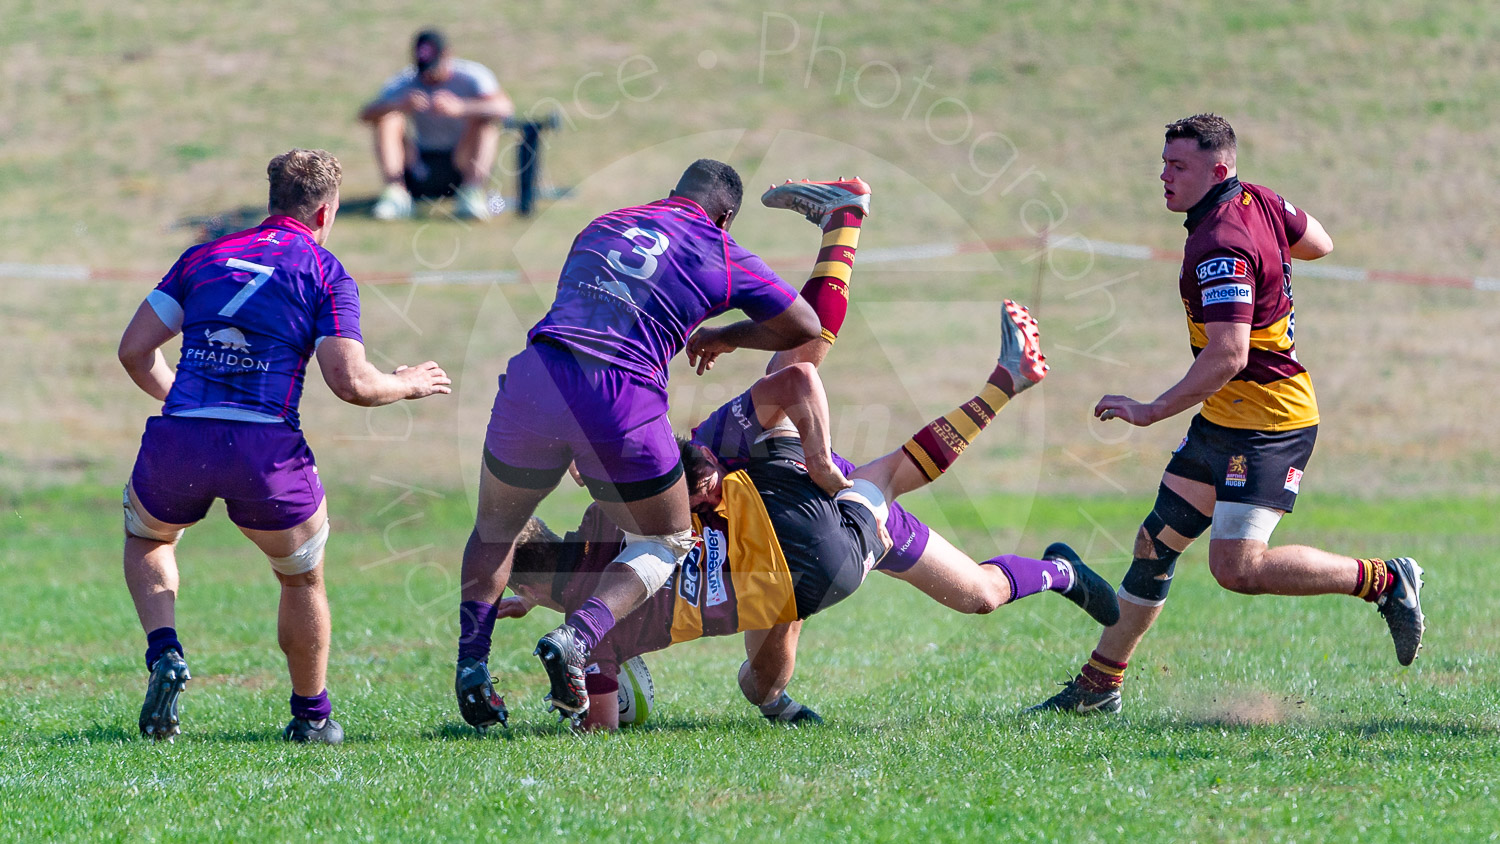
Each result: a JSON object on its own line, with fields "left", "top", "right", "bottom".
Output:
{"left": 1096, "top": 320, "right": 1248, "bottom": 427}
{"left": 118, "top": 301, "right": 179, "bottom": 401}
{"left": 315, "top": 337, "right": 451, "bottom": 407}
{"left": 686, "top": 298, "right": 821, "bottom": 375}
{"left": 747, "top": 363, "right": 851, "bottom": 496}
{"left": 1290, "top": 211, "right": 1333, "bottom": 261}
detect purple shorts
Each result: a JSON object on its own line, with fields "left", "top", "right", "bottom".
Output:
{"left": 130, "top": 416, "right": 325, "bottom": 531}
{"left": 484, "top": 341, "right": 683, "bottom": 502}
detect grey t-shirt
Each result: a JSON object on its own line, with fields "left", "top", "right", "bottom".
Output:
{"left": 374, "top": 58, "right": 500, "bottom": 151}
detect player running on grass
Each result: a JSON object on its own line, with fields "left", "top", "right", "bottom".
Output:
{"left": 118, "top": 149, "right": 451, "bottom": 743}
{"left": 1030, "top": 114, "right": 1424, "bottom": 716}
{"left": 492, "top": 301, "right": 1120, "bottom": 730}
{"left": 454, "top": 162, "right": 849, "bottom": 730}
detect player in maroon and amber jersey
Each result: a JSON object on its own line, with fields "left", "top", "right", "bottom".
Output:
{"left": 1033, "top": 114, "right": 1425, "bottom": 717}
{"left": 118, "top": 150, "right": 451, "bottom": 743}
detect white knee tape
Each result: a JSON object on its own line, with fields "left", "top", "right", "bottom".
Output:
{"left": 617, "top": 529, "right": 696, "bottom": 594}
{"left": 835, "top": 479, "right": 889, "bottom": 524}
{"left": 268, "top": 520, "right": 330, "bottom": 576}
{"left": 1210, "top": 502, "right": 1282, "bottom": 543}
{"left": 122, "top": 487, "right": 184, "bottom": 543}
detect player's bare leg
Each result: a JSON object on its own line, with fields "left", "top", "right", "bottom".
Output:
{"left": 240, "top": 500, "right": 341, "bottom": 743}
{"left": 455, "top": 465, "right": 558, "bottom": 731}
{"left": 535, "top": 477, "right": 693, "bottom": 722}
{"left": 740, "top": 622, "right": 823, "bottom": 725}
{"left": 123, "top": 482, "right": 193, "bottom": 740}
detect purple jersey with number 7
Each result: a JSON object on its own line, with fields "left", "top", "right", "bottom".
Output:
{"left": 147, "top": 216, "right": 363, "bottom": 430}
{"left": 528, "top": 197, "right": 798, "bottom": 384}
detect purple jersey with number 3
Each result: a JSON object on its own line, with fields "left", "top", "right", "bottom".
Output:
{"left": 148, "top": 216, "right": 363, "bottom": 430}
{"left": 528, "top": 197, "right": 797, "bottom": 383}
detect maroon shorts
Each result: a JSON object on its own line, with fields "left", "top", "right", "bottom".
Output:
{"left": 130, "top": 416, "right": 325, "bottom": 531}
{"left": 483, "top": 341, "right": 684, "bottom": 502}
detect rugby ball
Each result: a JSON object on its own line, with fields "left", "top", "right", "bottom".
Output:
{"left": 617, "top": 656, "right": 655, "bottom": 727}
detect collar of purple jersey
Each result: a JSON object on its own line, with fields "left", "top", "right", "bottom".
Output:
{"left": 660, "top": 195, "right": 709, "bottom": 218}
{"left": 260, "top": 215, "right": 317, "bottom": 238}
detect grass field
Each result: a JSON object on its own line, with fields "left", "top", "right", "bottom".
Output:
{"left": 3, "top": 484, "right": 1498, "bottom": 841}
{"left": 3, "top": 1, "right": 1500, "bottom": 841}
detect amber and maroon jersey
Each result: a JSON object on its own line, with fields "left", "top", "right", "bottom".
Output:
{"left": 1178, "top": 177, "right": 1319, "bottom": 432}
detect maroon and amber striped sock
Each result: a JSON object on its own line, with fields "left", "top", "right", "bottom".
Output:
{"left": 1352, "top": 558, "right": 1394, "bottom": 603}
{"left": 1077, "top": 650, "right": 1127, "bottom": 693}
{"left": 800, "top": 208, "right": 863, "bottom": 343}
{"left": 900, "top": 361, "right": 1019, "bottom": 482}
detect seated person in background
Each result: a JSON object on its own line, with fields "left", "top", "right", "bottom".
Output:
{"left": 359, "top": 28, "right": 514, "bottom": 221}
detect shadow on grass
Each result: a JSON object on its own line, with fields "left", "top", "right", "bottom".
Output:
{"left": 177, "top": 199, "right": 380, "bottom": 242}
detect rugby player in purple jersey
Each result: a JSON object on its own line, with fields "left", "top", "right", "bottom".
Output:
{"left": 454, "top": 162, "right": 870, "bottom": 730}
{"left": 117, "top": 150, "right": 451, "bottom": 743}
{"left": 488, "top": 301, "right": 1118, "bottom": 731}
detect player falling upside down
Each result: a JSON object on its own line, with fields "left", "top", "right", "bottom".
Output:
{"left": 454, "top": 161, "right": 850, "bottom": 731}
{"left": 1031, "top": 113, "right": 1424, "bottom": 716}
{"left": 117, "top": 150, "right": 451, "bottom": 743}
{"left": 492, "top": 301, "right": 1120, "bottom": 730}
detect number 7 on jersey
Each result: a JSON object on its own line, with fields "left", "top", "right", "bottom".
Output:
{"left": 220, "top": 258, "right": 276, "bottom": 318}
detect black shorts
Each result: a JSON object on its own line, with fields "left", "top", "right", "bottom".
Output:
{"left": 1164, "top": 414, "right": 1317, "bottom": 512}
{"left": 744, "top": 438, "right": 883, "bottom": 619}
{"left": 404, "top": 149, "right": 463, "bottom": 199}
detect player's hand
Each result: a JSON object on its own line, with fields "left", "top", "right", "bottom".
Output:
{"left": 687, "top": 327, "right": 737, "bottom": 375}
{"left": 494, "top": 595, "right": 533, "bottom": 620}
{"left": 806, "top": 456, "right": 853, "bottom": 498}
{"left": 402, "top": 90, "right": 432, "bottom": 113}
{"left": 395, "top": 361, "right": 452, "bottom": 398}
{"left": 430, "top": 90, "right": 465, "bottom": 117}
{"left": 1094, "top": 395, "right": 1157, "bottom": 426}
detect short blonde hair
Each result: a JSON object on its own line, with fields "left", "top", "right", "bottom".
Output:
{"left": 267, "top": 149, "right": 342, "bottom": 220}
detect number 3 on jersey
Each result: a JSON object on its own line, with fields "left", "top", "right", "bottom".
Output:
{"left": 605, "top": 227, "right": 671, "bottom": 281}
{"left": 219, "top": 258, "right": 275, "bottom": 318}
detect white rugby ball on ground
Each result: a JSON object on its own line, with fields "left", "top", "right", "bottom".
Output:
{"left": 617, "top": 656, "right": 655, "bottom": 727}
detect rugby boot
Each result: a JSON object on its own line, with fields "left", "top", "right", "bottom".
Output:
{"left": 455, "top": 658, "right": 509, "bottom": 732}
{"left": 1044, "top": 542, "right": 1121, "bottom": 627}
{"left": 535, "top": 625, "right": 591, "bottom": 718}
{"left": 1377, "top": 557, "right": 1425, "bottom": 666}
{"left": 1028, "top": 678, "right": 1122, "bottom": 716}
{"left": 283, "top": 717, "right": 345, "bottom": 745}
{"left": 372, "top": 184, "right": 414, "bottom": 221}
{"left": 139, "top": 648, "right": 190, "bottom": 741}
{"left": 761, "top": 693, "right": 824, "bottom": 726}
{"left": 993, "top": 299, "right": 1048, "bottom": 395}
{"left": 761, "top": 177, "right": 872, "bottom": 227}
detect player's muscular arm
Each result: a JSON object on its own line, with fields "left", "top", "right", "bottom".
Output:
{"left": 315, "top": 337, "right": 452, "bottom": 407}
{"left": 118, "top": 301, "right": 179, "bottom": 401}
{"left": 748, "top": 363, "right": 851, "bottom": 496}
{"left": 686, "top": 298, "right": 821, "bottom": 375}
{"left": 1096, "top": 321, "right": 1249, "bottom": 426}
{"left": 1290, "top": 212, "right": 1333, "bottom": 260}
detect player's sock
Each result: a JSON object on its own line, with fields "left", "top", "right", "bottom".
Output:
{"left": 801, "top": 208, "right": 864, "bottom": 343}
{"left": 983, "top": 554, "right": 1075, "bottom": 602}
{"left": 144, "top": 626, "right": 182, "bottom": 670}
{"left": 900, "top": 375, "right": 1014, "bottom": 481}
{"left": 1351, "top": 557, "right": 1395, "bottom": 603}
{"left": 1077, "top": 650, "right": 1127, "bottom": 693}
{"left": 290, "top": 689, "right": 332, "bottom": 723}
{"left": 565, "top": 597, "right": 616, "bottom": 652}
{"left": 457, "top": 600, "right": 499, "bottom": 663}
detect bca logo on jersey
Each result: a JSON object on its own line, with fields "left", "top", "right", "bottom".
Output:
{"left": 677, "top": 545, "right": 703, "bottom": 607}
{"left": 1196, "top": 257, "right": 1249, "bottom": 284}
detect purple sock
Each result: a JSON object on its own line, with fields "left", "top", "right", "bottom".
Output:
{"left": 457, "top": 600, "right": 499, "bottom": 663}
{"left": 144, "top": 626, "right": 182, "bottom": 669}
{"left": 565, "top": 597, "right": 616, "bottom": 652}
{"left": 984, "top": 554, "right": 1073, "bottom": 602}
{"left": 290, "top": 689, "right": 332, "bottom": 722}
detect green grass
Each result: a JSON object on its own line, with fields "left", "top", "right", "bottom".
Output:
{"left": 2, "top": 483, "right": 1496, "bottom": 841}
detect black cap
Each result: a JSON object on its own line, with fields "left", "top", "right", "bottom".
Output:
{"left": 413, "top": 29, "right": 447, "bottom": 74}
